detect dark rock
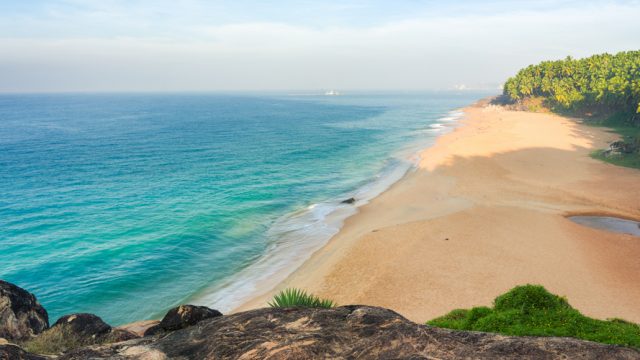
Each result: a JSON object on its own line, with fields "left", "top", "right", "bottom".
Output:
{"left": 158, "top": 305, "right": 222, "bottom": 332}
{"left": 60, "top": 305, "right": 640, "bottom": 359}
{"left": 0, "top": 280, "right": 49, "bottom": 341}
{"left": 0, "top": 344, "right": 47, "bottom": 360}
{"left": 107, "top": 329, "right": 139, "bottom": 343}
{"left": 603, "top": 140, "right": 639, "bottom": 157}
{"left": 142, "top": 324, "right": 162, "bottom": 337}
{"left": 52, "top": 313, "right": 111, "bottom": 338}
{"left": 341, "top": 197, "right": 356, "bottom": 204}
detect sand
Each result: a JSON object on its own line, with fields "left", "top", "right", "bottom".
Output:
{"left": 237, "top": 100, "right": 640, "bottom": 324}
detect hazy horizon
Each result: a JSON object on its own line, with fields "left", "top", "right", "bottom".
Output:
{"left": 1, "top": 0, "right": 639, "bottom": 93}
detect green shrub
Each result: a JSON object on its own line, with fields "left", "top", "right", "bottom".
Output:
{"left": 268, "top": 288, "right": 335, "bottom": 309}
{"left": 428, "top": 284, "right": 640, "bottom": 348}
{"left": 493, "top": 285, "right": 570, "bottom": 313}
{"left": 21, "top": 327, "right": 89, "bottom": 355}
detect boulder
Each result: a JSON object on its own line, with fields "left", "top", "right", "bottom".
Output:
{"left": 52, "top": 313, "right": 111, "bottom": 338}
{"left": 156, "top": 305, "right": 222, "bottom": 333}
{"left": 60, "top": 306, "right": 640, "bottom": 359}
{"left": 341, "top": 197, "right": 356, "bottom": 204}
{"left": 0, "top": 280, "right": 49, "bottom": 341}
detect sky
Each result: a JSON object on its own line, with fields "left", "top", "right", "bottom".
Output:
{"left": 0, "top": 0, "right": 639, "bottom": 92}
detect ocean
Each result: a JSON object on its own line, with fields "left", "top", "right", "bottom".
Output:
{"left": 0, "top": 91, "right": 492, "bottom": 325}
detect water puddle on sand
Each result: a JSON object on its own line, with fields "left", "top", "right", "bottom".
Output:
{"left": 568, "top": 216, "right": 640, "bottom": 237}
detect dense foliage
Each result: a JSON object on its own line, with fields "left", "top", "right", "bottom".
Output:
{"left": 503, "top": 51, "right": 640, "bottom": 116}
{"left": 268, "top": 288, "right": 335, "bottom": 309}
{"left": 428, "top": 285, "right": 640, "bottom": 348}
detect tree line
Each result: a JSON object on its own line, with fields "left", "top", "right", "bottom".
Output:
{"left": 503, "top": 51, "right": 640, "bottom": 117}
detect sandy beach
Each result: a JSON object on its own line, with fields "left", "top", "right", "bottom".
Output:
{"left": 237, "top": 99, "right": 640, "bottom": 324}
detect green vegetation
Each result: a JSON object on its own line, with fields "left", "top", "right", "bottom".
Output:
{"left": 504, "top": 50, "right": 640, "bottom": 116}
{"left": 503, "top": 50, "right": 640, "bottom": 169}
{"left": 587, "top": 112, "right": 640, "bottom": 169}
{"left": 268, "top": 288, "right": 335, "bottom": 309}
{"left": 20, "top": 327, "right": 122, "bottom": 355}
{"left": 427, "top": 285, "right": 640, "bottom": 348}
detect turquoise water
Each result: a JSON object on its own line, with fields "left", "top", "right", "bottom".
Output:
{"left": 0, "top": 91, "right": 491, "bottom": 325}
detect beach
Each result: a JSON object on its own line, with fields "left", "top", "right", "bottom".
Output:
{"left": 237, "top": 99, "right": 640, "bottom": 323}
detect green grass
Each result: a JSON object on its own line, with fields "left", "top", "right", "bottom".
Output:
{"left": 20, "top": 326, "right": 110, "bottom": 355}
{"left": 20, "top": 325, "right": 127, "bottom": 355}
{"left": 584, "top": 111, "right": 640, "bottom": 169}
{"left": 268, "top": 288, "right": 335, "bottom": 309}
{"left": 592, "top": 149, "right": 640, "bottom": 169}
{"left": 427, "top": 285, "right": 640, "bottom": 348}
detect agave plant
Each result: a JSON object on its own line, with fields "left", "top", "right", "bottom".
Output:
{"left": 268, "top": 288, "right": 335, "bottom": 309}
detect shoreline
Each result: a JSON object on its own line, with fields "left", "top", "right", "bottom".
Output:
{"left": 191, "top": 106, "right": 468, "bottom": 315}
{"left": 234, "top": 98, "right": 640, "bottom": 323}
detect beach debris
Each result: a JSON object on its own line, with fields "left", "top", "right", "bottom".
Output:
{"left": 0, "top": 280, "right": 49, "bottom": 341}
{"left": 341, "top": 197, "right": 356, "bottom": 204}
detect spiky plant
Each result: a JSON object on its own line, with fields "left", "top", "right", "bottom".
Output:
{"left": 268, "top": 288, "right": 335, "bottom": 309}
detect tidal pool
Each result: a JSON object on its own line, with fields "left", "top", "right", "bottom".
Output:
{"left": 569, "top": 216, "right": 640, "bottom": 237}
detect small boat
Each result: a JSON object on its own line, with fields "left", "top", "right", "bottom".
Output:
{"left": 324, "top": 90, "right": 340, "bottom": 96}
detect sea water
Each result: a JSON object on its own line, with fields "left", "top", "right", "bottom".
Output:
{"left": 0, "top": 91, "right": 491, "bottom": 325}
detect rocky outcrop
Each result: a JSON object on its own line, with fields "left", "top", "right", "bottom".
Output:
{"left": 60, "top": 306, "right": 640, "bottom": 360}
{"left": 0, "top": 281, "right": 49, "bottom": 341}
{"left": 145, "top": 305, "right": 222, "bottom": 335}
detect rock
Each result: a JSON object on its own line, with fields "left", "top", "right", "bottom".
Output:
{"left": 52, "top": 313, "right": 112, "bottom": 338}
{"left": 604, "top": 140, "right": 639, "bottom": 157}
{"left": 0, "top": 344, "right": 47, "bottom": 360}
{"left": 158, "top": 305, "right": 222, "bottom": 332}
{"left": 341, "top": 197, "right": 356, "bottom": 204}
{"left": 0, "top": 280, "right": 49, "bottom": 341}
{"left": 142, "top": 324, "right": 163, "bottom": 337}
{"left": 59, "top": 306, "right": 640, "bottom": 359}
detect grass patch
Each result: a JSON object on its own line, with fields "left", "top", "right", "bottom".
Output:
{"left": 268, "top": 288, "right": 335, "bottom": 309}
{"left": 582, "top": 111, "right": 640, "bottom": 169}
{"left": 20, "top": 327, "right": 90, "bottom": 355}
{"left": 427, "top": 285, "right": 640, "bottom": 348}
{"left": 591, "top": 149, "right": 640, "bottom": 169}
{"left": 20, "top": 326, "right": 126, "bottom": 355}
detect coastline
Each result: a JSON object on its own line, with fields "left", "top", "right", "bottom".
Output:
{"left": 191, "top": 105, "right": 468, "bottom": 314}
{"left": 234, "top": 98, "right": 640, "bottom": 323}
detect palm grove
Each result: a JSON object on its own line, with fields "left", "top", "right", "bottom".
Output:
{"left": 503, "top": 50, "right": 640, "bottom": 118}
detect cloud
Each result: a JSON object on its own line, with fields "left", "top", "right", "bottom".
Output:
{"left": 0, "top": 1, "right": 638, "bottom": 92}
